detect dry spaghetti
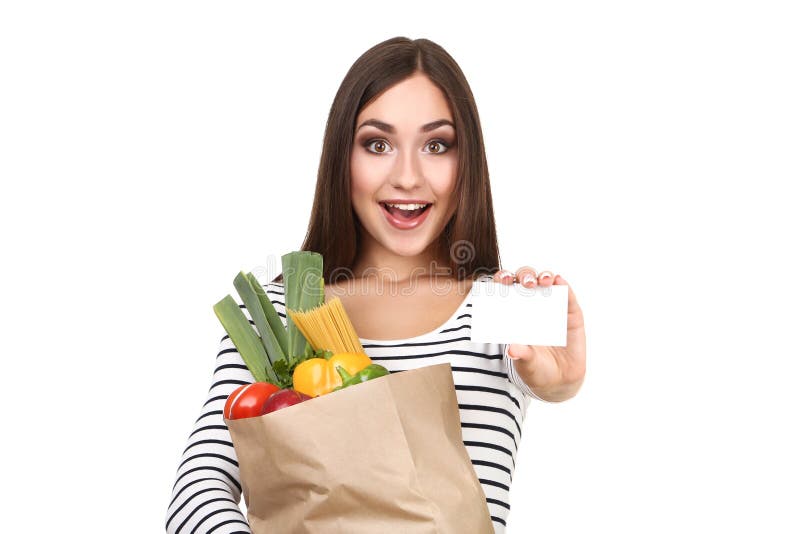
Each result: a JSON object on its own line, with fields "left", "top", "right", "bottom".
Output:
{"left": 287, "top": 297, "right": 365, "bottom": 354}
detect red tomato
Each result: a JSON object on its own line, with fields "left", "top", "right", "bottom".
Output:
{"left": 224, "top": 382, "right": 280, "bottom": 420}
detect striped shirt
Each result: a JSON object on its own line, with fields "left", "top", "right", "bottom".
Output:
{"left": 166, "top": 279, "right": 542, "bottom": 534}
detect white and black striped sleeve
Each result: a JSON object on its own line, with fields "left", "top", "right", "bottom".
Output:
{"left": 503, "top": 343, "right": 548, "bottom": 402}
{"left": 165, "top": 333, "right": 254, "bottom": 534}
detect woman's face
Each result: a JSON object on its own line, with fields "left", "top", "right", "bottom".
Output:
{"left": 350, "top": 72, "right": 458, "bottom": 264}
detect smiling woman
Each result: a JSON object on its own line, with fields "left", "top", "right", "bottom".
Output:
{"left": 350, "top": 73, "right": 460, "bottom": 256}
{"left": 166, "top": 36, "right": 562, "bottom": 534}
{"left": 293, "top": 37, "right": 499, "bottom": 284}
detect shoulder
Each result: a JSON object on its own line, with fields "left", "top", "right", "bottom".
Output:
{"left": 260, "top": 280, "right": 286, "bottom": 306}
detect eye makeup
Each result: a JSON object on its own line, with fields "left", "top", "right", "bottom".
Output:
{"left": 359, "top": 136, "right": 456, "bottom": 155}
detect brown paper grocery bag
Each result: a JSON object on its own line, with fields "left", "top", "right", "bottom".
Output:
{"left": 225, "top": 362, "right": 494, "bottom": 534}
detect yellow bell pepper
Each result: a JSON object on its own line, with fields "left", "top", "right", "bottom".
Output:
{"left": 292, "top": 352, "right": 372, "bottom": 397}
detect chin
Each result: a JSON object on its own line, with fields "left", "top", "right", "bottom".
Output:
{"left": 384, "top": 232, "right": 442, "bottom": 259}
{"left": 386, "top": 241, "right": 429, "bottom": 257}
{"left": 374, "top": 230, "right": 423, "bottom": 253}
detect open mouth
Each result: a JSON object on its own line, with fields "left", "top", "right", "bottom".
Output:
{"left": 380, "top": 202, "right": 432, "bottom": 219}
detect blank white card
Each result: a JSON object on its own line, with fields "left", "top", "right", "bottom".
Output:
{"left": 469, "top": 280, "right": 569, "bottom": 347}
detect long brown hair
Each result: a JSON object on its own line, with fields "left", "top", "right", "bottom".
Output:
{"left": 273, "top": 36, "right": 502, "bottom": 284}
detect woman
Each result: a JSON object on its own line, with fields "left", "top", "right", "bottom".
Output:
{"left": 166, "top": 36, "right": 586, "bottom": 534}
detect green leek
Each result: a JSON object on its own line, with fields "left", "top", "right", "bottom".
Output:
{"left": 281, "top": 251, "right": 324, "bottom": 358}
{"left": 246, "top": 272, "right": 289, "bottom": 358}
{"left": 233, "top": 271, "right": 286, "bottom": 367}
{"left": 213, "top": 295, "right": 278, "bottom": 384}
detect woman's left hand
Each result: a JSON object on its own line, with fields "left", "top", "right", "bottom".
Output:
{"left": 493, "top": 267, "right": 586, "bottom": 401}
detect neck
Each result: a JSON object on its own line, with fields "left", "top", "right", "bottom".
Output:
{"left": 351, "top": 241, "right": 450, "bottom": 285}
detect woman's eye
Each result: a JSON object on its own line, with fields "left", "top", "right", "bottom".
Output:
{"left": 364, "top": 139, "right": 391, "bottom": 154}
{"left": 425, "top": 140, "right": 450, "bottom": 154}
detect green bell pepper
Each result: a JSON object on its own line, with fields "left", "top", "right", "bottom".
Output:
{"left": 333, "top": 364, "right": 390, "bottom": 391}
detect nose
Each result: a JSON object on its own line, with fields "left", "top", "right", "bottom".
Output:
{"left": 388, "top": 146, "right": 424, "bottom": 191}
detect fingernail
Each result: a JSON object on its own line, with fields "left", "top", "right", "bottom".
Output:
{"left": 500, "top": 270, "right": 513, "bottom": 281}
{"left": 540, "top": 271, "right": 552, "bottom": 281}
{"left": 521, "top": 273, "right": 535, "bottom": 287}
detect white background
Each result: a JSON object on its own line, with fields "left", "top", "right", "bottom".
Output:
{"left": 2, "top": 1, "right": 798, "bottom": 532}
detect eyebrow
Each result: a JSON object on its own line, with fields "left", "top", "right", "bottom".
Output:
{"left": 355, "top": 118, "right": 455, "bottom": 134}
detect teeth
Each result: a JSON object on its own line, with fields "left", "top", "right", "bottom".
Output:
{"left": 385, "top": 202, "right": 429, "bottom": 210}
